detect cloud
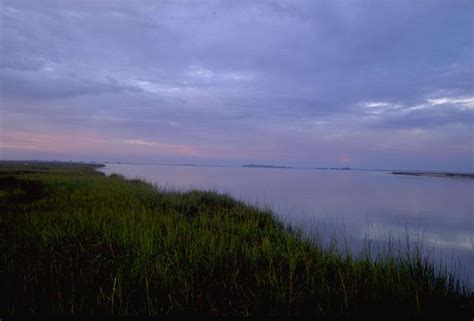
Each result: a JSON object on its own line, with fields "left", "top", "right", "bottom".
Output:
{"left": 427, "top": 96, "right": 474, "bottom": 109}
{"left": 360, "top": 95, "right": 474, "bottom": 130}
{"left": 119, "top": 138, "right": 203, "bottom": 157}
{"left": 0, "top": 68, "right": 140, "bottom": 99}
{"left": 0, "top": 130, "right": 205, "bottom": 158}
{"left": 0, "top": 0, "right": 472, "bottom": 170}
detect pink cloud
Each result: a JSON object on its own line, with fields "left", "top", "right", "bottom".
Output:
{"left": 0, "top": 130, "right": 206, "bottom": 158}
{"left": 337, "top": 154, "right": 351, "bottom": 164}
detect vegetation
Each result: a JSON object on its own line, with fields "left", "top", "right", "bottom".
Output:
{"left": 242, "top": 164, "right": 293, "bottom": 169}
{"left": 0, "top": 162, "right": 472, "bottom": 319}
{"left": 392, "top": 171, "right": 474, "bottom": 179}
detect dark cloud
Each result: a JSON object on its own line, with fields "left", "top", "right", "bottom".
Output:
{"left": 0, "top": 0, "right": 472, "bottom": 170}
{"left": 0, "top": 69, "right": 142, "bottom": 99}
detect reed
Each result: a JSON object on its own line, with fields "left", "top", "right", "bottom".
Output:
{"left": 0, "top": 161, "right": 472, "bottom": 319}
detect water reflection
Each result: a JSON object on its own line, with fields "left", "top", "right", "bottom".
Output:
{"left": 99, "top": 164, "right": 474, "bottom": 281}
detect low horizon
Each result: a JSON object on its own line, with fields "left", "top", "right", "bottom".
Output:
{"left": 1, "top": 1, "right": 473, "bottom": 172}
{"left": 2, "top": 158, "right": 474, "bottom": 174}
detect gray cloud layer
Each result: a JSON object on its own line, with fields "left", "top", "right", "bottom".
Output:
{"left": 1, "top": 0, "right": 473, "bottom": 170}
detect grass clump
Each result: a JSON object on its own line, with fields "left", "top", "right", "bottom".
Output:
{"left": 0, "top": 161, "right": 472, "bottom": 319}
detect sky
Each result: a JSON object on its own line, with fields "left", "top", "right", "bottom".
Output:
{"left": 0, "top": 0, "right": 473, "bottom": 171}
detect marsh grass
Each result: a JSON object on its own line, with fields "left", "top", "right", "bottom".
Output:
{"left": 0, "top": 161, "right": 472, "bottom": 319}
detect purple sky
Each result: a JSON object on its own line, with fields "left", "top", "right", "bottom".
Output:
{"left": 1, "top": 0, "right": 473, "bottom": 171}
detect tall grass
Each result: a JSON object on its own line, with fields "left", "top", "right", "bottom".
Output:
{"left": 0, "top": 162, "right": 472, "bottom": 319}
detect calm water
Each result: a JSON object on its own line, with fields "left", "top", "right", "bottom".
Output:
{"left": 99, "top": 164, "right": 474, "bottom": 281}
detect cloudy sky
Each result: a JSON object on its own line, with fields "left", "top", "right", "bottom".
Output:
{"left": 0, "top": 0, "right": 472, "bottom": 171}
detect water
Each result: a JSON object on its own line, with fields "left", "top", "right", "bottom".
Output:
{"left": 99, "top": 164, "right": 474, "bottom": 282}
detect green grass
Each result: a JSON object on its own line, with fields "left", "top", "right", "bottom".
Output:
{"left": 0, "top": 161, "right": 472, "bottom": 319}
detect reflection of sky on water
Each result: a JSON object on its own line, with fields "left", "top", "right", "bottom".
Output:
{"left": 100, "top": 164, "right": 473, "bottom": 282}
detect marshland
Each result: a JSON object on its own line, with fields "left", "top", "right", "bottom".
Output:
{"left": 1, "top": 161, "right": 472, "bottom": 319}
{"left": 1, "top": 1, "right": 473, "bottom": 319}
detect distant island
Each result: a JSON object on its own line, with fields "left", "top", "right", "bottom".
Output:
{"left": 242, "top": 164, "right": 293, "bottom": 169}
{"left": 393, "top": 171, "right": 474, "bottom": 179}
{"left": 314, "top": 167, "right": 352, "bottom": 171}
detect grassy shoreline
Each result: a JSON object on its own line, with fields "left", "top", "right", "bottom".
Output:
{"left": 0, "top": 162, "right": 472, "bottom": 319}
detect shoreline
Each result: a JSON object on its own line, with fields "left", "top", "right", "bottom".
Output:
{"left": 392, "top": 171, "right": 474, "bottom": 179}
{"left": 1, "top": 162, "right": 473, "bottom": 318}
